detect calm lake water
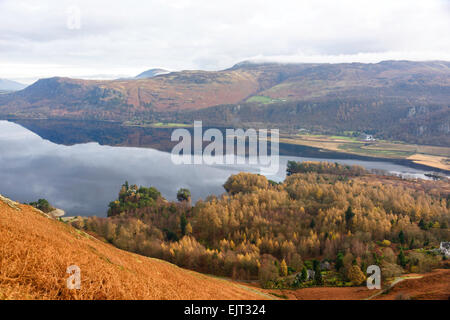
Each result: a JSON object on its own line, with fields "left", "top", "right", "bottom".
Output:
{"left": 0, "top": 120, "right": 442, "bottom": 216}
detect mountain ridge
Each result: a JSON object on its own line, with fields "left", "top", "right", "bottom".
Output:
{"left": 135, "top": 68, "right": 170, "bottom": 79}
{"left": 0, "top": 60, "right": 448, "bottom": 146}
{"left": 2, "top": 60, "right": 449, "bottom": 113}
{"left": 0, "top": 78, "right": 27, "bottom": 92}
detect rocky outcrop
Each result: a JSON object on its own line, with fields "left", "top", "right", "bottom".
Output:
{"left": 0, "top": 194, "right": 21, "bottom": 211}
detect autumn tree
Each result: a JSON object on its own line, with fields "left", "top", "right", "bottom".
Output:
{"left": 185, "top": 222, "right": 193, "bottom": 235}
{"left": 259, "top": 258, "right": 279, "bottom": 288}
{"left": 346, "top": 265, "right": 366, "bottom": 285}
{"left": 223, "top": 173, "right": 269, "bottom": 195}
{"left": 280, "top": 259, "right": 288, "bottom": 277}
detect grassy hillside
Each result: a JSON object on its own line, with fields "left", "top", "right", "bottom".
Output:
{"left": 0, "top": 194, "right": 268, "bottom": 300}
{"left": 258, "top": 60, "right": 450, "bottom": 103}
{"left": 171, "top": 97, "right": 450, "bottom": 147}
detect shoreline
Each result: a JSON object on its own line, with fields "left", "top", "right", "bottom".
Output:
{"left": 3, "top": 117, "right": 449, "bottom": 175}
{"left": 279, "top": 135, "right": 450, "bottom": 174}
{"left": 279, "top": 142, "right": 450, "bottom": 175}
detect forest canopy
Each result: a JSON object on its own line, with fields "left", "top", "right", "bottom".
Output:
{"left": 74, "top": 162, "right": 450, "bottom": 287}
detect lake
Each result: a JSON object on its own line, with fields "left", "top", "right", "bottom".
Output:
{"left": 0, "top": 120, "right": 443, "bottom": 216}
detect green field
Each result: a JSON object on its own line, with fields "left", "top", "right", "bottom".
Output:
{"left": 329, "top": 135, "right": 359, "bottom": 141}
{"left": 246, "top": 95, "right": 276, "bottom": 104}
{"left": 338, "top": 143, "right": 415, "bottom": 157}
{"left": 123, "top": 121, "right": 192, "bottom": 128}
{"left": 151, "top": 122, "right": 191, "bottom": 128}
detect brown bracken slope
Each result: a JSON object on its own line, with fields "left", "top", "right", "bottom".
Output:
{"left": 0, "top": 195, "right": 268, "bottom": 300}
{"left": 250, "top": 269, "right": 450, "bottom": 300}
{"left": 373, "top": 269, "right": 450, "bottom": 300}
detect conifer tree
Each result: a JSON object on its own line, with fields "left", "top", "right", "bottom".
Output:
{"left": 398, "top": 249, "right": 407, "bottom": 267}
{"left": 398, "top": 230, "right": 405, "bottom": 245}
{"left": 300, "top": 266, "right": 308, "bottom": 282}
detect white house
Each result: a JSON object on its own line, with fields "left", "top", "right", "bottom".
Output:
{"left": 440, "top": 242, "right": 450, "bottom": 257}
{"left": 364, "top": 134, "right": 376, "bottom": 141}
{"left": 307, "top": 269, "right": 315, "bottom": 280}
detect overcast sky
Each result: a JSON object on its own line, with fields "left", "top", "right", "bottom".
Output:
{"left": 1, "top": 0, "right": 449, "bottom": 83}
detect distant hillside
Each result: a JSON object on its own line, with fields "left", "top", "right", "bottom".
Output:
{"left": 0, "top": 194, "right": 267, "bottom": 300}
{"left": 135, "top": 68, "right": 170, "bottom": 79}
{"left": 0, "top": 61, "right": 448, "bottom": 145}
{"left": 0, "top": 78, "right": 27, "bottom": 91}
{"left": 250, "top": 60, "right": 450, "bottom": 104}
{"left": 1, "top": 60, "right": 448, "bottom": 114}
{"left": 170, "top": 96, "right": 450, "bottom": 146}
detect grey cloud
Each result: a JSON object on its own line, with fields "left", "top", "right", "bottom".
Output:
{"left": 0, "top": 0, "right": 449, "bottom": 81}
